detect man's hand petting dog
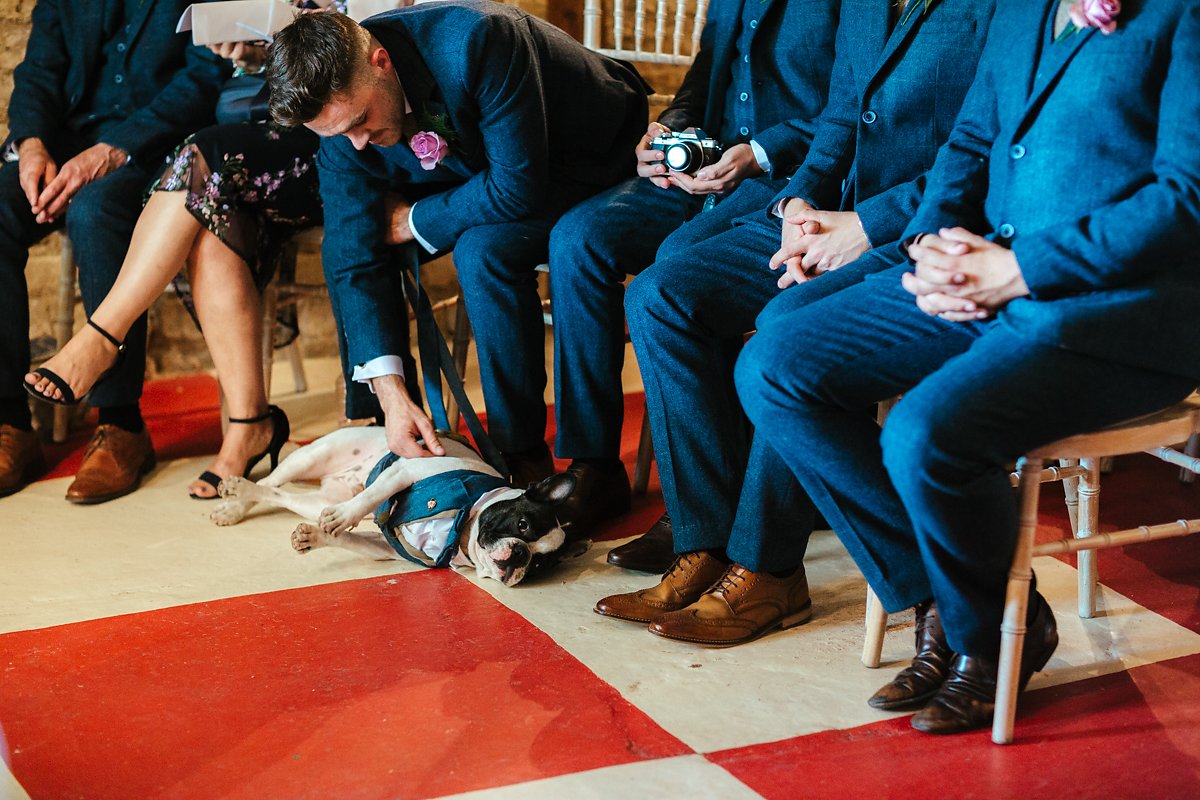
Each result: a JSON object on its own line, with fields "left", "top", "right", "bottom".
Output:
{"left": 371, "top": 374, "right": 445, "bottom": 458}
{"left": 903, "top": 228, "right": 1029, "bottom": 321}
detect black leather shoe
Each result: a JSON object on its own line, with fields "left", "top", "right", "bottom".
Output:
{"left": 911, "top": 592, "right": 1059, "bottom": 734}
{"left": 607, "top": 512, "right": 674, "bottom": 573}
{"left": 505, "top": 445, "right": 556, "bottom": 489}
{"left": 868, "top": 600, "right": 954, "bottom": 710}
{"left": 557, "top": 461, "right": 632, "bottom": 535}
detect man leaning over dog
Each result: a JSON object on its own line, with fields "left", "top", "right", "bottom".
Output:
{"left": 594, "top": 0, "right": 996, "bottom": 648}
{"left": 736, "top": 0, "right": 1200, "bottom": 733}
{"left": 544, "top": 0, "right": 839, "bottom": 536}
{"left": 0, "top": 0, "right": 225, "bottom": 502}
{"left": 265, "top": 2, "right": 650, "bottom": 477}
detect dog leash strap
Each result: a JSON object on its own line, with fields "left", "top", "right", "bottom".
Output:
{"left": 401, "top": 247, "right": 508, "bottom": 476}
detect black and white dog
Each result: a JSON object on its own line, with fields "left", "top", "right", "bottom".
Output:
{"left": 212, "top": 427, "right": 581, "bottom": 586}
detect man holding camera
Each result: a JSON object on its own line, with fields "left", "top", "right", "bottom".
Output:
{"left": 546, "top": 0, "right": 840, "bottom": 534}
{"left": 595, "top": 0, "right": 995, "bottom": 649}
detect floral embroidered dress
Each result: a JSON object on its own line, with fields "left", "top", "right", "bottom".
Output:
{"left": 150, "top": 118, "right": 322, "bottom": 343}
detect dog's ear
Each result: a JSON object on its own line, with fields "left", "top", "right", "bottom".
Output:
{"left": 525, "top": 472, "right": 576, "bottom": 506}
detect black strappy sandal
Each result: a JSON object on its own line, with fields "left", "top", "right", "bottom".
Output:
{"left": 191, "top": 405, "right": 291, "bottom": 500}
{"left": 25, "top": 319, "right": 126, "bottom": 407}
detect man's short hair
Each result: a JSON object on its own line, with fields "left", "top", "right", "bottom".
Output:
{"left": 267, "top": 12, "right": 367, "bottom": 127}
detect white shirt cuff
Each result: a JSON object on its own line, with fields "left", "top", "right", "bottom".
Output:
{"left": 771, "top": 197, "right": 791, "bottom": 218}
{"left": 3, "top": 140, "right": 21, "bottom": 163}
{"left": 352, "top": 355, "right": 407, "bottom": 391}
{"left": 749, "top": 139, "right": 771, "bottom": 174}
{"left": 408, "top": 202, "right": 438, "bottom": 254}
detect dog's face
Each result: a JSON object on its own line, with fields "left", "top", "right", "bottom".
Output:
{"left": 469, "top": 473, "right": 576, "bottom": 586}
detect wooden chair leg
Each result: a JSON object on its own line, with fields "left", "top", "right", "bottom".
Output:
{"left": 1058, "top": 458, "right": 1080, "bottom": 536}
{"left": 862, "top": 587, "right": 888, "bottom": 668}
{"left": 446, "top": 297, "right": 472, "bottom": 431}
{"left": 994, "top": 456, "right": 1042, "bottom": 744}
{"left": 632, "top": 404, "right": 654, "bottom": 495}
{"left": 285, "top": 339, "right": 308, "bottom": 394}
{"left": 1180, "top": 432, "right": 1200, "bottom": 484}
{"left": 1076, "top": 457, "right": 1101, "bottom": 619}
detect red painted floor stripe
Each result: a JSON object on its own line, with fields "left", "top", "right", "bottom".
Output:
{"left": 710, "top": 652, "right": 1200, "bottom": 799}
{"left": 0, "top": 573, "right": 688, "bottom": 799}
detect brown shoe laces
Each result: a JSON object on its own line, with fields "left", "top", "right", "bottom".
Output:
{"left": 711, "top": 564, "right": 747, "bottom": 596}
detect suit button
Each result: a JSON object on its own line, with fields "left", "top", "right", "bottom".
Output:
{"left": 116, "top": 42, "right": 126, "bottom": 53}
{"left": 998, "top": 223, "right": 1016, "bottom": 238}
{"left": 861, "top": 110, "right": 877, "bottom": 124}
{"left": 1010, "top": 144, "right": 1026, "bottom": 159}
{"left": 743, "top": 54, "right": 750, "bottom": 63}
{"left": 739, "top": 92, "right": 749, "bottom": 101}
{"left": 114, "top": 74, "right": 124, "bottom": 84}
{"left": 749, "top": 19, "right": 758, "bottom": 28}
{"left": 739, "top": 126, "right": 750, "bottom": 136}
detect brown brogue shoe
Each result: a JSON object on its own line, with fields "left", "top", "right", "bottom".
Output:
{"left": 649, "top": 563, "right": 813, "bottom": 646}
{"left": 0, "top": 425, "right": 45, "bottom": 498}
{"left": 911, "top": 592, "right": 1059, "bottom": 734}
{"left": 594, "top": 551, "right": 727, "bottom": 624}
{"left": 66, "top": 425, "right": 155, "bottom": 505}
{"left": 869, "top": 600, "right": 955, "bottom": 710}
{"left": 557, "top": 462, "right": 632, "bottom": 535}
{"left": 607, "top": 512, "right": 674, "bottom": 573}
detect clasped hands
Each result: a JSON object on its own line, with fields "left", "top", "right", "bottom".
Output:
{"left": 901, "top": 228, "right": 1030, "bottom": 321}
{"left": 769, "top": 197, "right": 870, "bottom": 289}
{"left": 17, "top": 138, "right": 128, "bottom": 224}
{"left": 635, "top": 122, "right": 761, "bottom": 194}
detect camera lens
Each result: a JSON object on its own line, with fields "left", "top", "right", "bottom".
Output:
{"left": 665, "top": 142, "right": 700, "bottom": 173}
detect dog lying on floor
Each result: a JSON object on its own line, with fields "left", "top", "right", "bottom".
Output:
{"left": 211, "top": 427, "right": 581, "bottom": 586}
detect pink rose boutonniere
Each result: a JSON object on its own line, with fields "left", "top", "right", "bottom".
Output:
{"left": 1056, "top": 0, "right": 1121, "bottom": 43}
{"left": 410, "top": 131, "right": 450, "bottom": 171}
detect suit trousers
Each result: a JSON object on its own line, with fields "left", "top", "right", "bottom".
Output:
{"left": 0, "top": 156, "right": 151, "bottom": 408}
{"left": 735, "top": 265, "right": 1196, "bottom": 658}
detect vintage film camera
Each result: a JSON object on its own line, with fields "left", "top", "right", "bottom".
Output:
{"left": 649, "top": 127, "right": 723, "bottom": 175}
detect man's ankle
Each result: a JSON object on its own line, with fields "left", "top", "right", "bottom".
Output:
{"left": 97, "top": 404, "right": 144, "bottom": 433}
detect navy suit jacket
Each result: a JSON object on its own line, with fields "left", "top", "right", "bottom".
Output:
{"left": 317, "top": 0, "right": 650, "bottom": 370}
{"left": 904, "top": 0, "right": 1200, "bottom": 381}
{"left": 4, "top": 0, "right": 226, "bottom": 165}
{"left": 774, "top": 0, "right": 994, "bottom": 247}
{"left": 659, "top": 0, "right": 839, "bottom": 179}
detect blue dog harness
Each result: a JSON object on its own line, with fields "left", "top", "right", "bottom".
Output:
{"left": 365, "top": 453, "right": 510, "bottom": 568}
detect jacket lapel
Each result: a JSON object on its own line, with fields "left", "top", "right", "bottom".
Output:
{"left": 1014, "top": 9, "right": 1097, "bottom": 137}
{"left": 78, "top": 0, "right": 111, "bottom": 85}
{"left": 866, "top": 0, "right": 942, "bottom": 91}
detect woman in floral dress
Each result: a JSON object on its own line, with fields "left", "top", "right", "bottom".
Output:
{"left": 24, "top": 24, "right": 326, "bottom": 499}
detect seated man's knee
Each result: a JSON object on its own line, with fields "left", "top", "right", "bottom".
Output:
{"left": 733, "top": 333, "right": 781, "bottom": 421}
{"left": 880, "top": 398, "right": 980, "bottom": 493}
{"left": 623, "top": 260, "right": 679, "bottom": 331}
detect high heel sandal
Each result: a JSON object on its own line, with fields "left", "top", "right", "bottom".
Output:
{"left": 190, "top": 405, "right": 290, "bottom": 500}
{"left": 25, "top": 319, "right": 126, "bottom": 406}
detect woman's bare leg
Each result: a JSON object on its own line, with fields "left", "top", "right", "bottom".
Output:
{"left": 186, "top": 227, "right": 275, "bottom": 499}
{"left": 25, "top": 191, "right": 201, "bottom": 400}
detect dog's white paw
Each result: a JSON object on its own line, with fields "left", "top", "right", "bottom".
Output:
{"left": 292, "top": 522, "right": 332, "bottom": 554}
{"left": 318, "top": 503, "right": 357, "bottom": 536}
{"left": 210, "top": 499, "right": 248, "bottom": 526}
{"left": 218, "top": 475, "right": 253, "bottom": 499}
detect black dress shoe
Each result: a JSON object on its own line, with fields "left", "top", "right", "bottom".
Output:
{"left": 911, "top": 592, "right": 1059, "bottom": 735}
{"left": 607, "top": 512, "right": 674, "bottom": 573}
{"left": 556, "top": 461, "right": 632, "bottom": 535}
{"left": 506, "top": 445, "right": 556, "bottom": 489}
{"left": 868, "top": 600, "right": 954, "bottom": 710}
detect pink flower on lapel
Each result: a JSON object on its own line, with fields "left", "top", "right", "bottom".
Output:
{"left": 410, "top": 131, "right": 449, "bottom": 171}
{"left": 1068, "top": 0, "right": 1121, "bottom": 34}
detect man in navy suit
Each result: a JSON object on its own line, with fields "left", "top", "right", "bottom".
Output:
{"left": 595, "top": 0, "right": 994, "bottom": 648}
{"left": 547, "top": 0, "right": 839, "bottom": 534}
{"left": 266, "top": 3, "right": 649, "bottom": 482}
{"left": 736, "top": 0, "right": 1200, "bottom": 733}
{"left": 0, "top": 0, "right": 225, "bottom": 502}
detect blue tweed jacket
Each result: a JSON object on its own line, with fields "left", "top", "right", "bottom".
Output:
{"left": 316, "top": 0, "right": 650, "bottom": 371}
{"left": 4, "top": 0, "right": 226, "bottom": 165}
{"left": 774, "top": 0, "right": 996, "bottom": 247}
{"left": 659, "top": 0, "right": 840, "bottom": 180}
{"left": 904, "top": 0, "right": 1200, "bottom": 381}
